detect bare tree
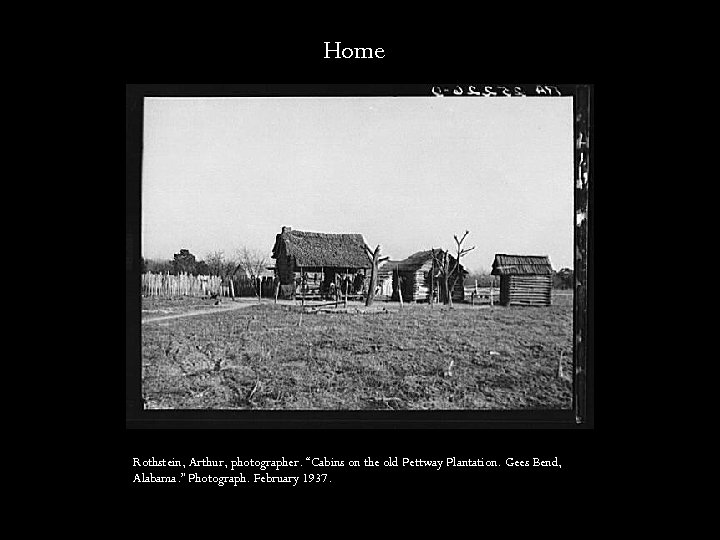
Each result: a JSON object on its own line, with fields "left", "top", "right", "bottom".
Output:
{"left": 431, "top": 230, "right": 475, "bottom": 308}
{"left": 234, "top": 247, "right": 268, "bottom": 278}
{"left": 365, "top": 244, "right": 389, "bottom": 307}
{"left": 205, "top": 250, "right": 237, "bottom": 277}
{"left": 234, "top": 247, "right": 269, "bottom": 300}
{"left": 205, "top": 251, "right": 225, "bottom": 277}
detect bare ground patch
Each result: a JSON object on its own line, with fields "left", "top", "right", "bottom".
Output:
{"left": 141, "top": 303, "right": 573, "bottom": 410}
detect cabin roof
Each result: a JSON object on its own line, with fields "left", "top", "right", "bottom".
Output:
{"left": 390, "top": 250, "right": 435, "bottom": 272}
{"left": 385, "top": 250, "right": 467, "bottom": 274}
{"left": 491, "top": 254, "right": 553, "bottom": 275}
{"left": 271, "top": 228, "right": 371, "bottom": 269}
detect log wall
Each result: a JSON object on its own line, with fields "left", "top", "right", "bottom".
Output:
{"left": 396, "top": 261, "right": 433, "bottom": 302}
{"left": 394, "top": 262, "right": 466, "bottom": 303}
{"left": 499, "top": 275, "right": 551, "bottom": 306}
{"left": 411, "top": 269, "right": 429, "bottom": 302}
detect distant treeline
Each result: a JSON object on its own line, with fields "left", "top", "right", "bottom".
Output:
{"left": 551, "top": 268, "right": 574, "bottom": 289}
{"left": 142, "top": 248, "right": 268, "bottom": 278}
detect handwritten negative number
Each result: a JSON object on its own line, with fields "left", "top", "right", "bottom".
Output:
{"left": 432, "top": 85, "right": 559, "bottom": 96}
{"left": 535, "top": 85, "right": 561, "bottom": 96}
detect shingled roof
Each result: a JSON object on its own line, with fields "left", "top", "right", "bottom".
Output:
{"left": 491, "top": 254, "right": 553, "bottom": 275}
{"left": 272, "top": 227, "right": 371, "bottom": 269}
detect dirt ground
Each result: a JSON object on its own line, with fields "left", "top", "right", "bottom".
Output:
{"left": 141, "top": 296, "right": 574, "bottom": 410}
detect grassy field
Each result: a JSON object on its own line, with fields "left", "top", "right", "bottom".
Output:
{"left": 141, "top": 296, "right": 573, "bottom": 410}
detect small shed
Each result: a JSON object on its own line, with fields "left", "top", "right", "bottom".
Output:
{"left": 491, "top": 254, "right": 553, "bottom": 306}
{"left": 271, "top": 226, "right": 372, "bottom": 298}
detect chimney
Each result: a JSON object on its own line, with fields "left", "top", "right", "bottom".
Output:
{"left": 282, "top": 226, "right": 292, "bottom": 233}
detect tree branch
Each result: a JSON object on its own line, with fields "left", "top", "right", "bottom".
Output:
{"left": 450, "top": 247, "right": 474, "bottom": 276}
{"left": 365, "top": 244, "right": 374, "bottom": 261}
{"left": 450, "top": 232, "right": 473, "bottom": 276}
{"left": 430, "top": 251, "right": 439, "bottom": 272}
{"left": 450, "top": 258, "right": 460, "bottom": 278}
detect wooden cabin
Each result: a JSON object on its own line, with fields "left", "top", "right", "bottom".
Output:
{"left": 491, "top": 254, "right": 553, "bottom": 306}
{"left": 390, "top": 250, "right": 466, "bottom": 303}
{"left": 271, "top": 226, "right": 372, "bottom": 299}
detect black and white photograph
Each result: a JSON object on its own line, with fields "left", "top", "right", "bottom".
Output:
{"left": 130, "top": 85, "right": 590, "bottom": 419}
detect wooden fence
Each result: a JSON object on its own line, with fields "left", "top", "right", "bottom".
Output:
{"left": 231, "top": 276, "right": 275, "bottom": 298}
{"left": 465, "top": 286, "right": 500, "bottom": 305}
{"left": 142, "top": 273, "right": 221, "bottom": 297}
{"left": 141, "top": 272, "right": 276, "bottom": 298}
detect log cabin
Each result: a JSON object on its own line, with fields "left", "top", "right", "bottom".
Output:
{"left": 390, "top": 250, "right": 467, "bottom": 303}
{"left": 491, "top": 254, "right": 553, "bottom": 306}
{"left": 271, "top": 226, "right": 372, "bottom": 299}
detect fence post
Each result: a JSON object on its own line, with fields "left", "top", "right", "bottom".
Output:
{"left": 397, "top": 267, "right": 404, "bottom": 309}
{"left": 430, "top": 268, "right": 434, "bottom": 307}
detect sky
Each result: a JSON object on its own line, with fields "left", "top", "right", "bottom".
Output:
{"left": 141, "top": 96, "right": 574, "bottom": 272}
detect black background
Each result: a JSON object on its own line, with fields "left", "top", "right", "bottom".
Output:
{"left": 125, "top": 32, "right": 597, "bottom": 496}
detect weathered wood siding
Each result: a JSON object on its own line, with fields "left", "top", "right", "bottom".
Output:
{"left": 393, "top": 262, "right": 465, "bottom": 303}
{"left": 394, "top": 261, "right": 466, "bottom": 303}
{"left": 411, "top": 268, "right": 429, "bottom": 302}
{"left": 395, "top": 260, "right": 434, "bottom": 302}
{"left": 499, "top": 275, "right": 551, "bottom": 306}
